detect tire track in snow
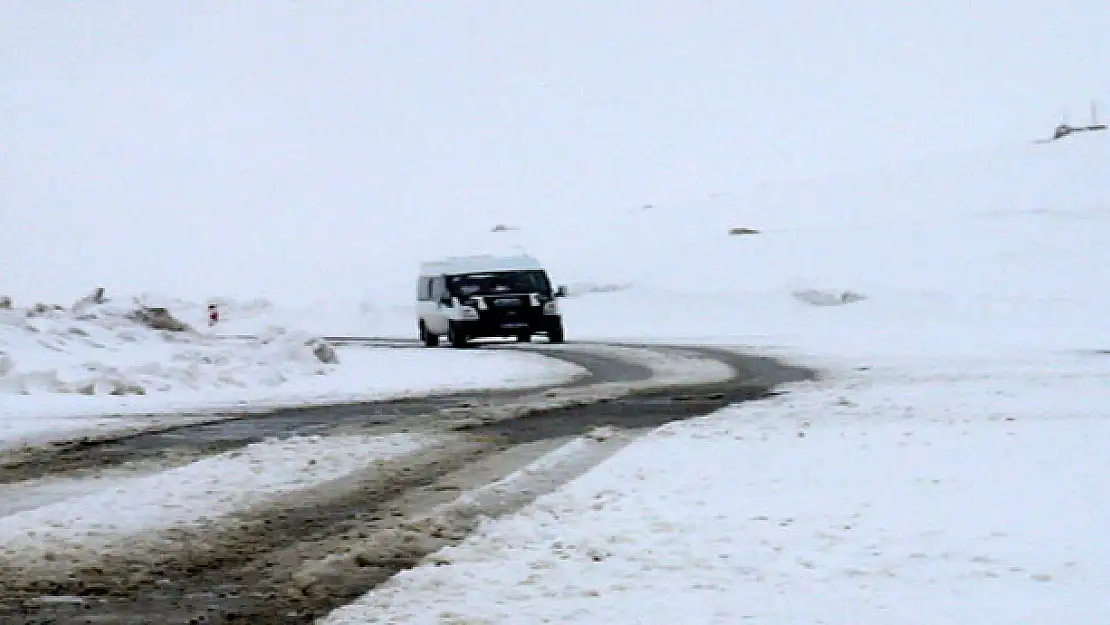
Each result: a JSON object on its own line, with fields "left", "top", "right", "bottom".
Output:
{"left": 0, "top": 344, "right": 812, "bottom": 624}
{"left": 0, "top": 345, "right": 649, "bottom": 484}
{"left": 0, "top": 434, "right": 437, "bottom": 572}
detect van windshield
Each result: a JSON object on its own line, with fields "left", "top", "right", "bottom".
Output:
{"left": 447, "top": 271, "right": 551, "bottom": 297}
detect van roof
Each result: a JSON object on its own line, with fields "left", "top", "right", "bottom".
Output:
{"left": 419, "top": 254, "right": 544, "bottom": 276}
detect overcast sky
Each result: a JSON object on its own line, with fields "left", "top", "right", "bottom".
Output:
{"left": 2, "top": 1, "right": 1106, "bottom": 303}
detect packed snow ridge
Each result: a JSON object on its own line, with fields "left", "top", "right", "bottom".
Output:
{"left": 0, "top": 292, "right": 587, "bottom": 447}
{"left": 0, "top": 292, "right": 337, "bottom": 398}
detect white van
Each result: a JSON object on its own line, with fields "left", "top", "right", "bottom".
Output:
{"left": 416, "top": 254, "right": 567, "bottom": 348}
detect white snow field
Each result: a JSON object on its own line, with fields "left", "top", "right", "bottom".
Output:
{"left": 321, "top": 136, "right": 1110, "bottom": 624}
{"left": 0, "top": 298, "right": 585, "bottom": 448}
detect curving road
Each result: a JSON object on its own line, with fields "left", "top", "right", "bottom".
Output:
{"left": 0, "top": 340, "right": 812, "bottom": 625}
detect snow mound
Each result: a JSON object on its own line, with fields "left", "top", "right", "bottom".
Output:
{"left": 0, "top": 295, "right": 588, "bottom": 447}
{"left": 0, "top": 299, "right": 339, "bottom": 398}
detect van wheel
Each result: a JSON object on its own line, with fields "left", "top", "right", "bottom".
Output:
{"left": 547, "top": 321, "right": 565, "bottom": 344}
{"left": 420, "top": 322, "right": 439, "bottom": 347}
{"left": 516, "top": 332, "right": 532, "bottom": 343}
{"left": 448, "top": 322, "right": 469, "bottom": 348}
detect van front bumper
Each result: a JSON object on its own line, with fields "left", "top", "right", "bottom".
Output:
{"left": 455, "top": 315, "right": 561, "bottom": 338}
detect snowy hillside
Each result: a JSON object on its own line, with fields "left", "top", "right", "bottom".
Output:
{"left": 342, "top": 134, "right": 1110, "bottom": 361}
{"left": 4, "top": 3, "right": 1106, "bottom": 306}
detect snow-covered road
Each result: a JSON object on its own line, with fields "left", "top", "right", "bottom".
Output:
{"left": 0, "top": 433, "right": 437, "bottom": 571}
{"left": 0, "top": 340, "right": 776, "bottom": 623}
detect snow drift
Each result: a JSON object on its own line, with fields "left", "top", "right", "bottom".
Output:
{"left": 0, "top": 297, "right": 337, "bottom": 398}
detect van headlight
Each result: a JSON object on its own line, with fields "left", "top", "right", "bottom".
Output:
{"left": 542, "top": 300, "right": 559, "bottom": 316}
{"left": 460, "top": 306, "right": 480, "bottom": 320}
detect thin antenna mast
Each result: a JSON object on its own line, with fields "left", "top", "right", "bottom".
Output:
{"left": 1089, "top": 100, "right": 1107, "bottom": 131}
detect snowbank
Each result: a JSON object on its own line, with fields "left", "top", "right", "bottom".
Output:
{"left": 0, "top": 298, "right": 586, "bottom": 447}
{"left": 1, "top": 305, "right": 321, "bottom": 396}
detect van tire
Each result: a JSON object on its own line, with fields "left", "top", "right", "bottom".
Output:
{"left": 516, "top": 332, "right": 532, "bottom": 343}
{"left": 448, "top": 322, "right": 469, "bottom": 348}
{"left": 547, "top": 321, "right": 565, "bottom": 344}
{"left": 420, "top": 322, "right": 439, "bottom": 347}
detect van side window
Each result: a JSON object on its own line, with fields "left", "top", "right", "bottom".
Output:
{"left": 417, "top": 277, "right": 434, "bottom": 301}
{"left": 430, "top": 276, "right": 446, "bottom": 302}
